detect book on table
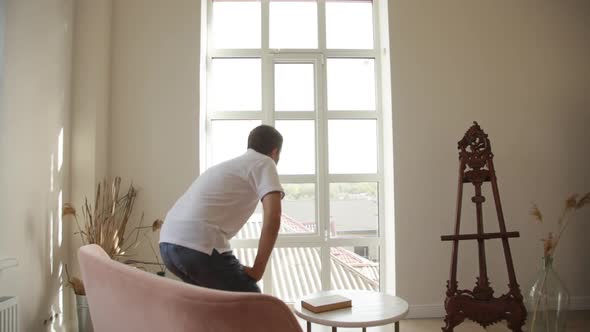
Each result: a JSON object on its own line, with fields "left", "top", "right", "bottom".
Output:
{"left": 301, "top": 295, "right": 352, "bottom": 313}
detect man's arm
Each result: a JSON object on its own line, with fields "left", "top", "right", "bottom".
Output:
{"left": 244, "top": 191, "right": 282, "bottom": 281}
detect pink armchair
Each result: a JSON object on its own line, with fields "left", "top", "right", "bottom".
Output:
{"left": 78, "top": 244, "right": 303, "bottom": 332}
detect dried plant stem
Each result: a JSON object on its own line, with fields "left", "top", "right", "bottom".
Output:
{"left": 120, "top": 212, "right": 145, "bottom": 255}
{"left": 144, "top": 232, "right": 164, "bottom": 272}
{"left": 71, "top": 214, "right": 86, "bottom": 245}
{"left": 551, "top": 211, "right": 572, "bottom": 258}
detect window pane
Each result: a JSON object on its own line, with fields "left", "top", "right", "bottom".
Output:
{"left": 331, "top": 246, "right": 379, "bottom": 290}
{"left": 329, "top": 182, "right": 378, "bottom": 237}
{"left": 275, "top": 120, "right": 315, "bottom": 175}
{"left": 271, "top": 247, "right": 321, "bottom": 302}
{"left": 212, "top": 1, "right": 261, "bottom": 48}
{"left": 210, "top": 120, "right": 261, "bottom": 167}
{"left": 209, "top": 58, "right": 261, "bottom": 111}
{"left": 235, "top": 190, "right": 315, "bottom": 239}
{"left": 270, "top": 1, "right": 317, "bottom": 49}
{"left": 282, "top": 184, "right": 316, "bottom": 234}
{"left": 327, "top": 58, "right": 375, "bottom": 111}
{"left": 275, "top": 63, "right": 315, "bottom": 112}
{"left": 326, "top": 1, "right": 374, "bottom": 49}
{"left": 328, "top": 120, "right": 377, "bottom": 174}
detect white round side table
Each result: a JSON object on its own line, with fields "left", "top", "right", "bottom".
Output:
{"left": 294, "top": 290, "right": 409, "bottom": 332}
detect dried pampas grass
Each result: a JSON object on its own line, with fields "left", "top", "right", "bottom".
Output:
{"left": 531, "top": 191, "right": 590, "bottom": 259}
{"left": 530, "top": 203, "right": 543, "bottom": 223}
{"left": 62, "top": 177, "right": 165, "bottom": 294}
{"left": 63, "top": 177, "right": 161, "bottom": 259}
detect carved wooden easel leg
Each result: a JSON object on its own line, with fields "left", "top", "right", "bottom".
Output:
{"left": 506, "top": 303, "right": 527, "bottom": 332}
{"left": 507, "top": 316, "right": 526, "bottom": 332}
{"left": 489, "top": 159, "right": 527, "bottom": 332}
{"left": 442, "top": 160, "right": 465, "bottom": 332}
{"left": 442, "top": 310, "right": 464, "bottom": 332}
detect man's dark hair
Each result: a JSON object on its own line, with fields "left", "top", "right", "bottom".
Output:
{"left": 247, "top": 125, "right": 283, "bottom": 155}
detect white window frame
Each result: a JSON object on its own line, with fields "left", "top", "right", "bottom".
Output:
{"left": 201, "top": 0, "right": 392, "bottom": 299}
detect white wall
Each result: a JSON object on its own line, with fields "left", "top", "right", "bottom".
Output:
{"left": 85, "top": 0, "right": 590, "bottom": 320}
{"left": 0, "top": 0, "right": 73, "bottom": 330}
{"left": 70, "top": 0, "right": 112, "bottom": 231}
{"left": 0, "top": 0, "right": 4, "bottom": 96}
{"left": 68, "top": 0, "right": 113, "bottom": 326}
{"left": 389, "top": 1, "right": 590, "bottom": 316}
{"left": 109, "top": 0, "right": 201, "bottom": 261}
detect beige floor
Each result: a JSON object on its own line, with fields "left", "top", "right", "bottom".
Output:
{"left": 297, "top": 310, "right": 590, "bottom": 332}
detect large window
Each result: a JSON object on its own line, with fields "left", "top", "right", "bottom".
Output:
{"left": 203, "top": 0, "right": 388, "bottom": 303}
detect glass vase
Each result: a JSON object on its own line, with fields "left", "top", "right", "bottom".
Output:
{"left": 527, "top": 256, "right": 570, "bottom": 332}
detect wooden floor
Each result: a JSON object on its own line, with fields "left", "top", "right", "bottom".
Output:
{"left": 64, "top": 310, "right": 590, "bottom": 331}
{"left": 297, "top": 311, "right": 590, "bottom": 332}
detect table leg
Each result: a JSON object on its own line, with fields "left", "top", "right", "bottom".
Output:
{"left": 362, "top": 328, "right": 366, "bottom": 332}
{"left": 332, "top": 327, "right": 337, "bottom": 332}
{"left": 395, "top": 321, "right": 400, "bottom": 332}
{"left": 307, "top": 321, "right": 311, "bottom": 332}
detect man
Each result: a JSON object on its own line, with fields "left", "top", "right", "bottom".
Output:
{"left": 159, "top": 125, "right": 284, "bottom": 293}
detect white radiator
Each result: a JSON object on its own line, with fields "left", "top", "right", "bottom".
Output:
{"left": 0, "top": 297, "right": 18, "bottom": 332}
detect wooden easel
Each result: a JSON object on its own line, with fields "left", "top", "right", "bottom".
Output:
{"left": 441, "top": 122, "right": 526, "bottom": 332}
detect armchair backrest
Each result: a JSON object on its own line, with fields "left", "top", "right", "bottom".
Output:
{"left": 78, "top": 244, "right": 303, "bottom": 332}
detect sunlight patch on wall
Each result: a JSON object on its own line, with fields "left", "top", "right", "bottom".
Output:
{"left": 50, "top": 154, "right": 54, "bottom": 192}
{"left": 57, "top": 263, "right": 63, "bottom": 281}
{"left": 58, "top": 285, "right": 64, "bottom": 325}
{"left": 58, "top": 128, "right": 63, "bottom": 172}
{"left": 58, "top": 190, "right": 62, "bottom": 247}
{"left": 49, "top": 212, "right": 54, "bottom": 274}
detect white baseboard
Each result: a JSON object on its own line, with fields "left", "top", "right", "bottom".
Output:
{"left": 570, "top": 296, "right": 590, "bottom": 311}
{"left": 406, "top": 304, "right": 445, "bottom": 319}
{"left": 407, "top": 296, "right": 590, "bottom": 319}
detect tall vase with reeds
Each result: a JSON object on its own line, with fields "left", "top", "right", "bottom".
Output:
{"left": 527, "top": 192, "right": 589, "bottom": 332}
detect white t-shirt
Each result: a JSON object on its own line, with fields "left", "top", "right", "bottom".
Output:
{"left": 159, "top": 149, "right": 284, "bottom": 255}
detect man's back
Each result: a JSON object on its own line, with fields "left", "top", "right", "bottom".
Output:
{"left": 160, "top": 149, "right": 282, "bottom": 254}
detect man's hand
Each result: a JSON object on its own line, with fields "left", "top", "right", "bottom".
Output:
{"left": 243, "top": 265, "right": 263, "bottom": 281}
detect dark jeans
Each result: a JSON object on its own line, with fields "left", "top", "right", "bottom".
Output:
{"left": 159, "top": 242, "right": 260, "bottom": 293}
